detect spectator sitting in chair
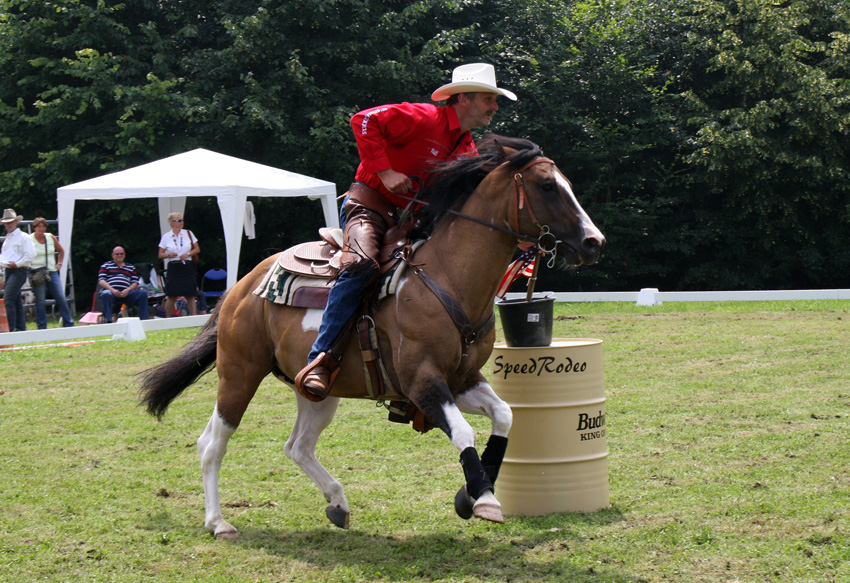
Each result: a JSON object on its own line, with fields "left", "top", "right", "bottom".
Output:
{"left": 97, "top": 246, "right": 149, "bottom": 322}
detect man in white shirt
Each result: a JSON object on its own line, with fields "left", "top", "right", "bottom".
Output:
{"left": 1, "top": 208, "right": 36, "bottom": 331}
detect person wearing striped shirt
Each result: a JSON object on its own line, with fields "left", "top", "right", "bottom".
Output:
{"left": 97, "top": 246, "right": 149, "bottom": 322}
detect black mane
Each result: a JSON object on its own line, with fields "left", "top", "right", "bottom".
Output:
{"left": 412, "top": 135, "right": 544, "bottom": 237}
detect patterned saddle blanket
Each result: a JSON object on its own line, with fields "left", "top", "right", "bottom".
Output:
{"left": 252, "top": 241, "right": 421, "bottom": 308}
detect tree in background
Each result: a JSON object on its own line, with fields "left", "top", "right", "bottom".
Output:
{"left": 676, "top": 0, "right": 850, "bottom": 289}
{"left": 0, "top": 0, "right": 481, "bottom": 300}
{"left": 462, "top": 0, "right": 690, "bottom": 292}
{"left": 1, "top": 0, "right": 849, "bottom": 299}
{"left": 0, "top": 0, "right": 213, "bottom": 298}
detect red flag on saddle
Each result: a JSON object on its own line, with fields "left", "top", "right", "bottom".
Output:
{"left": 496, "top": 249, "right": 537, "bottom": 298}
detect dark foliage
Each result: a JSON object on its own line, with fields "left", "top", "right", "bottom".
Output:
{"left": 2, "top": 0, "right": 848, "bottom": 299}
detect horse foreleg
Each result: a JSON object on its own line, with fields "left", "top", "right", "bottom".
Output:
{"left": 457, "top": 379, "right": 513, "bottom": 462}
{"left": 197, "top": 407, "right": 238, "bottom": 539}
{"left": 284, "top": 393, "right": 349, "bottom": 529}
{"left": 454, "top": 381, "right": 513, "bottom": 521}
{"left": 412, "top": 380, "right": 505, "bottom": 524}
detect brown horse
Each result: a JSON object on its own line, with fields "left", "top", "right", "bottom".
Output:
{"left": 139, "top": 136, "right": 604, "bottom": 538}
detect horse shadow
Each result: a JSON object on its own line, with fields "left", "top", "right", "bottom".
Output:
{"left": 233, "top": 508, "right": 636, "bottom": 582}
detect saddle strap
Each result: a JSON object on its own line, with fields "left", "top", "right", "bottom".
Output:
{"left": 357, "top": 315, "right": 404, "bottom": 401}
{"left": 411, "top": 266, "right": 495, "bottom": 356}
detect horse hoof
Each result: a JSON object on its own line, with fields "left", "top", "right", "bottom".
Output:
{"left": 215, "top": 530, "right": 239, "bottom": 541}
{"left": 326, "top": 504, "right": 349, "bottom": 529}
{"left": 208, "top": 519, "right": 239, "bottom": 540}
{"left": 454, "top": 485, "right": 474, "bottom": 520}
{"left": 473, "top": 500, "right": 505, "bottom": 524}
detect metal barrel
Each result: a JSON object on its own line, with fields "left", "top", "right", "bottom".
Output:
{"left": 490, "top": 339, "right": 609, "bottom": 515}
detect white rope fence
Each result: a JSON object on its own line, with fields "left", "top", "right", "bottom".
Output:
{"left": 504, "top": 288, "right": 850, "bottom": 306}
{"left": 0, "top": 315, "right": 210, "bottom": 347}
{"left": 2, "top": 288, "right": 849, "bottom": 347}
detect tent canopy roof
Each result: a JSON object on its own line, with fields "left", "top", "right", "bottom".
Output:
{"left": 57, "top": 148, "right": 337, "bottom": 200}
{"left": 56, "top": 148, "right": 338, "bottom": 290}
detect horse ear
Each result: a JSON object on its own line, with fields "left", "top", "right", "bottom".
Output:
{"left": 492, "top": 139, "right": 517, "bottom": 159}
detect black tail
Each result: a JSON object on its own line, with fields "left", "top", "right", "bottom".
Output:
{"left": 138, "top": 297, "right": 222, "bottom": 419}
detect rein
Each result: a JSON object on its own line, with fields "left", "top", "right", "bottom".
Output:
{"left": 449, "top": 157, "right": 556, "bottom": 248}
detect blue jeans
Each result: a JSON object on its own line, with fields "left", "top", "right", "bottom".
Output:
{"left": 99, "top": 289, "right": 150, "bottom": 322}
{"left": 307, "top": 266, "right": 376, "bottom": 361}
{"left": 3, "top": 268, "right": 28, "bottom": 331}
{"left": 33, "top": 271, "right": 74, "bottom": 329}
{"left": 338, "top": 194, "right": 348, "bottom": 227}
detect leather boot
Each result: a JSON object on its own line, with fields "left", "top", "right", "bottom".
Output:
{"left": 295, "top": 354, "right": 336, "bottom": 401}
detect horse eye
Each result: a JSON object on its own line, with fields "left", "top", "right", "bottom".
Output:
{"left": 539, "top": 180, "right": 556, "bottom": 193}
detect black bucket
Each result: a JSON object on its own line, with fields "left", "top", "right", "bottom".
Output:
{"left": 496, "top": 294, "right": 555, "bottom": 347}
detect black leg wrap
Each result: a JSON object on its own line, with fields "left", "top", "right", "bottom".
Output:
{"left": 480, "top": 435, "right": 509, "bottom": 485}
{"left": 460, "top": 446, "right": 493, "bottom": 500}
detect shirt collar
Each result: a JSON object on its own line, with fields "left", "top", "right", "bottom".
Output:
{"left": 445, "top": 105, "right": 462, "bottom": 132}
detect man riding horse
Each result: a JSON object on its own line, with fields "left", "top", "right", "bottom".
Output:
{"left": 295, "top": 63, "right": 518, "bottom": 400}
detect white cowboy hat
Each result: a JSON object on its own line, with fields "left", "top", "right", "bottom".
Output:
{"left": 431, "top": 63, "right": 517, "bottom": 102}
{"left": 0, "top": 208, "right": 23, "bottom": 223}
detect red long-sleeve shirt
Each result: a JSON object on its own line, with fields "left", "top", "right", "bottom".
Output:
{"left": 350, "top": 102, "right": 479, "bottom": 208}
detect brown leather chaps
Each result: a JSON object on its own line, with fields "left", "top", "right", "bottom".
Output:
{"left": 340, "top": 183, "right": 398, "bottom": 270}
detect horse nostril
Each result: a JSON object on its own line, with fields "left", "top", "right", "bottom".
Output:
{"left": 583, "top": 235, "right": 605, "bottom": 255}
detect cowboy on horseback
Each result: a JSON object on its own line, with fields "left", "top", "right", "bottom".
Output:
{"left": 295, "top": 63, "right": 518, "bottom": 400}
{"left": 140, "top": 135, "right": 605, "bottom": 535}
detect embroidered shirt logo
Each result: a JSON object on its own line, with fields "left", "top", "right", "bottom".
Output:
{"left": 361, "top": 108, "right": 388, "bottom": 135}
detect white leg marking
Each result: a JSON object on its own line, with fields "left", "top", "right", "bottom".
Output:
{"left": 442, "top": 401, "right": 476, "bottom": 451}
{"left": 456, "top": 381, "right": 513, "bottom": 437}
{"left": 455, "top": 383, "right": 510, "bottom": 524}
{"left": 472, "top": 489, "right": 504, "bottom": 523}
{"left": 284, "top": 394, "right": 349, "bottom": 516}
{"left": 197, "top": 406, "right": 238, "bottom": 537}
{"left": 301, "top": 308, "right": 324, "bottom": 332}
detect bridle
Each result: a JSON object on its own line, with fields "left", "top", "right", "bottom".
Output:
{"left": 397, "top": 156, "right": 563, "bottom": 261}
{"left": 397, "top": 156, "right": 566, "bottom": 356}
{"left": 455, "top": 156, "right": 558, "bottom": 251}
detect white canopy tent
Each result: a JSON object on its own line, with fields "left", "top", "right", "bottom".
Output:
{"left": 56, "top": 148, "right": 338, "bottom": 290}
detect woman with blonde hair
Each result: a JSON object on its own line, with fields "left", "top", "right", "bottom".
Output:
{"left": 157, "top": 212, "right": 200, "bottom": 317}
{"left": 28, "top": 217, "right": 75, "bottom": 328}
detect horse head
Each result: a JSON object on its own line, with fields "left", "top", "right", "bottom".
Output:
{"left": 482, "top": 136, "right": 605, "bottom": 268}
{"left": 418, "top": 135, "right": 604, "bottom": 268}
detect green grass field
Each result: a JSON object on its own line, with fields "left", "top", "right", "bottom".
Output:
{"left": 1, "top": 301, "right": 848, "bottom": 582}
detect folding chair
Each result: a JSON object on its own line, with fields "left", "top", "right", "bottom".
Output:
{"left": 201, "top": 268, "right": 227, "bottom": 307}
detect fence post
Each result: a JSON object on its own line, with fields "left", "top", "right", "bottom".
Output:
{"left": 113, "top": 317, "right": 147, "bottom": 341}
{"left": 636, "top": 288, "right": 662, "bottom": 306}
